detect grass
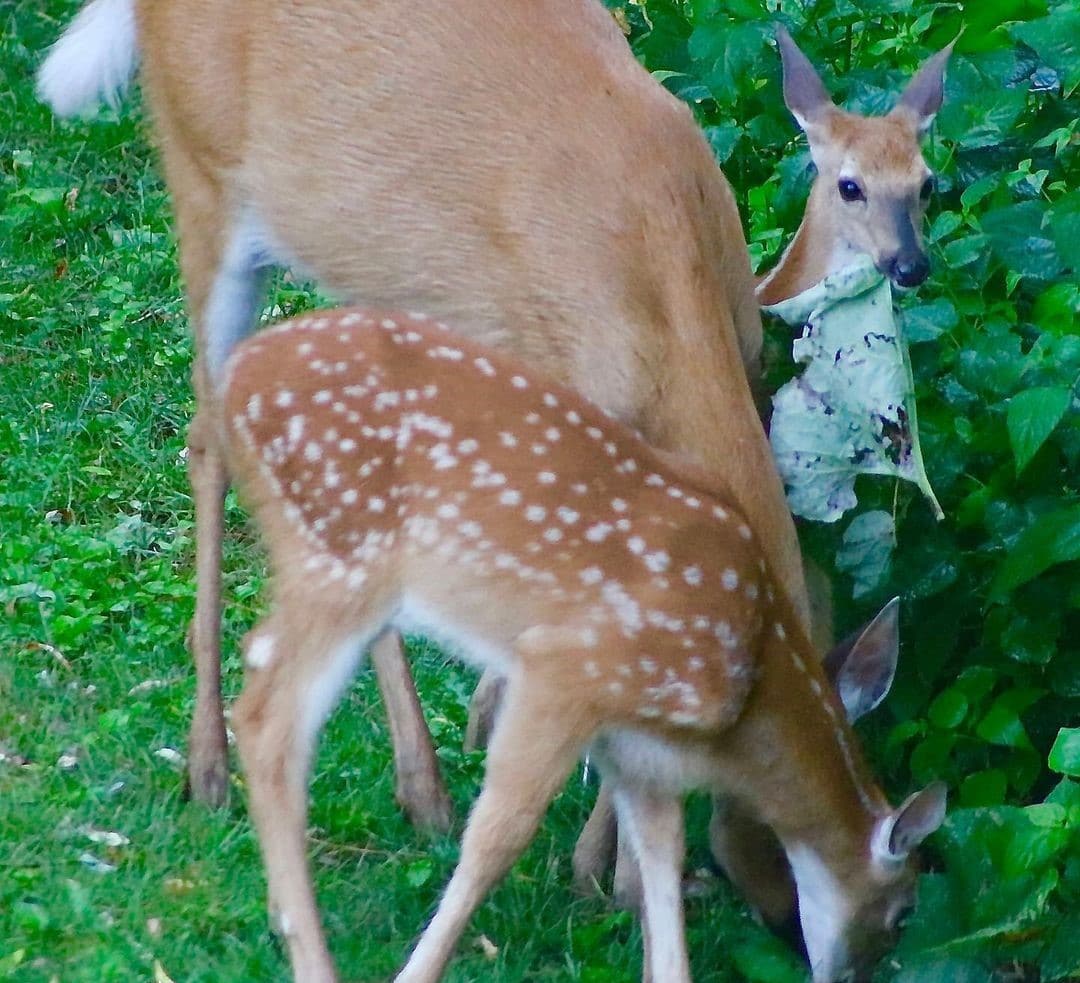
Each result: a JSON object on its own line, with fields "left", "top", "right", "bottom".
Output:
{"left": 0, "top": 3, "right": 810, "bottom": 981}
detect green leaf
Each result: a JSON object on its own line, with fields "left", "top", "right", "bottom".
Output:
{"left": 404, "top": 858, "right": 434, "bottom": 888}
{"left": 901, "top": 297, "right": 958, "bottom": 344}
{"left": 942, "top": 234, "right": 987, "bottom": 270}
{"left": 975, "top": 688, "right": 1045, "bottom": 749}
{"left": 981, "top": 201, "right": 1063, "bottom": 279}
{"left": 928, "top": 687, "right": 969, "bottom": 730}
{"left": 729, "top": 934, "right": 806, "bottom": 983}
{"left": 1012, "top": 12, "right": 1080, "bottom": 90}
{"left": 703, "top": 122, "right": 741, "bottom": 163}
{"left": 1008, "top": 386, "right": 1072, "bottom": 473}
{"left": 991, "top": 504, "right": 1080, "bottom": 597}
{"left": 836, "top": 510, "right": 895, "bottom": 599}
{"left": 1049, "top": 189, "right": 1080, "bottom": 273}
{"left": 959, "top": 769, "right": 1008, "bottom": 808}
{"left": 1049, "top": 727, "right": 1080, "bottom": 777}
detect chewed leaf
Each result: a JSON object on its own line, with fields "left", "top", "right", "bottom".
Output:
{"left": 766, "top": 255, "right": 942, "bottom": 522}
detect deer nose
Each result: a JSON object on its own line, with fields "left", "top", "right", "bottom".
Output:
{"left": 887, "top": 253, "right": 929, "bottom": 288}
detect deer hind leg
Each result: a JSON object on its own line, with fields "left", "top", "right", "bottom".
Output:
{"left": 570, "top": 778, "right": 643, "bottom": 911}
{"left": 233, "top": 614, "right": 382, "bottom": 983}
{"left": 708, "top": 794, "right": 796, "bottom": 929}
{"left": 572, "top": 780, "right": 617, "bottom": 896}
{"left": 370, "top": 630, "right": 453, "bottom": 833}
{"left": 613, "top": 786, "right": 690, "bottom": 983}
{"left": 395, "top": 675, "right": 590, "bottom": 983}
{"left": 462, "top": 668, "right": 506, "bottom": 752}
{"left": 177, "top": 191, "right": 271, "bottom": 807}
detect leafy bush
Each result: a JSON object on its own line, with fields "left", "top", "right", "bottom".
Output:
{"left": 607, "top": 0, "right": 1079, "bottom": 976}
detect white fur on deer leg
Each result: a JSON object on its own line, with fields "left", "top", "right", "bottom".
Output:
{"left": 204, "top": 210, "right": 296, "bottom": 381}
{"left": 245, "top": 634, "right": 276, "bottom": 670}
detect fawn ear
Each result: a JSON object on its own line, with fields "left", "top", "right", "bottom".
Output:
{"left": 822, "top": 597, "right": 899, "bottom": 723}
{"left": 775, "top": 24, "right": 833, "bottom": 131}
{"left": 874, "top": 783, "right": 948, "bottom": 863}
{"left": 895, "top": 41, "right": 955, "bottom": 136}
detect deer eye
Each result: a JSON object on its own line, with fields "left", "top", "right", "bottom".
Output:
{"left": 838, "top": 178, "right": 865, "bottom": 202}
{"left": 920, "top": 176, "right": 935, "bottom": 200}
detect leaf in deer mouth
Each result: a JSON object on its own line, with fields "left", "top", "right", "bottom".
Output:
{"left": 763, "top": 254, "right": 942, "bottom": 525}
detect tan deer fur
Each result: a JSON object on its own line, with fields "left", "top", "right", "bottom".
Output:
{"left": 222, "top": 308, "right": 945, "bottom": 983}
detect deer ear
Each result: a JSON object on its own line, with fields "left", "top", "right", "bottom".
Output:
{"left": 822, "top": 597, "right": 899, "bottom": 723}
{"left": 775, "top": 24, "right": 833, "bottom": 131}
{"left": 873, "top": 783, "right": 947, "bottom": 863}
{"left": 896, "top": 42, "right": 955, "bottom": 136}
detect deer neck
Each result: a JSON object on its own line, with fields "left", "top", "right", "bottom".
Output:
{"left": 756, "top": 180, "right": 859, "bottom": 308}
{"left": 718, "top": 623, "right": 886, "bottom": 877}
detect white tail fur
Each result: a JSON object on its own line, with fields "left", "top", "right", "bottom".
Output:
{"left": 223, "top": 307, "right": 945, "bottom": 983}
{"left": 36, "top": 0, "right": 138, "bottom": 118}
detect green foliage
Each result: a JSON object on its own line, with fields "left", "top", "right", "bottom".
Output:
{"left": 608, "top": 0, "right": 1080, "bottom": 976}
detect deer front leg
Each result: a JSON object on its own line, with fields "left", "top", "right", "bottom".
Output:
{"left": 370, "top": 630, "right": 453, "bottom": 833}
{"left": 396, "top": 677, "right": 588, "bottom": 983}
{"left": 186, "top": 395, "right": 231, "bottom": 807}
{"left": 612, "top": 786, "right": 690, "bottom": 983}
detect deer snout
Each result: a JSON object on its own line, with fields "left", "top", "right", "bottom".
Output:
{"left": 882, "top": 251, "right": 929, "bottom": 289}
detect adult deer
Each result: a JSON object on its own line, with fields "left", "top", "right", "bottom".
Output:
{"left": 37, "top": 0, "right": 949, "bottom": 930}
{"left": 222, "top": 307, "right": 945, "bottom": 983}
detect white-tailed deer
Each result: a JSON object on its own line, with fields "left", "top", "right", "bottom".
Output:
{"left": 757, "top": 26, "right": 952, "bottom": 306}
{"left": 37, "top": 0, "right": 949, "bottom": 932}
{"left": 222, "top": 308, "right": 945, "bottom": 983}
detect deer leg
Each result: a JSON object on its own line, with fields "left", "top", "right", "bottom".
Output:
{"left": 462, "top": 668, "right": 505, "bottom": 752}
{"left": 395, "top": 678, "right": 587, "bottom": 983}
{"left": 370, "top": 630, "right": 453, "bottom": 833}
{"left": 572, "top": 780, "right": 617, "bottom": 895}
{"left": 233, "top": 619, "right": 376, "bottom": 983}
{"left": 708, "top": 794, "right": 796, "bottom": 928}
{"left": 613, "top": 786, "right": 690, "bottom": 983}
{"left": 186, "top": 393, "right": 231, "bottom": 807}
{"left": 179, "top": 199, "right": 270, "bottom": 807}
{"left": 612, "top": 808, "right": 645, "bottom": 912}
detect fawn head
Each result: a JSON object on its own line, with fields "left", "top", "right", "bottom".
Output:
{"left": 776, "top": 26, "right": 952, "bottom": 288}
{"left": 797, "top": 781, "right": 946, "bottom": 983}
{"left": 790, "top": 600, "right": 946, "bottom": 982}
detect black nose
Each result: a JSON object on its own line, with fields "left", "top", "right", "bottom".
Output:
{"left": 888, "top": 253, "right": 930, "bottom": 288}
